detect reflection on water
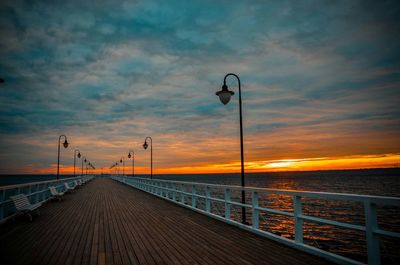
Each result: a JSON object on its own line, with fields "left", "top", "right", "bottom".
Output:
{"left": 158, "top": 169, "right": 400, "bottom": 264}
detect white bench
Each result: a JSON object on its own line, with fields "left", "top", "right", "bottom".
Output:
{"left": 74, "top": 180, "right": 82, "bottom": 188}
{"left": 10, "top": 194, "right": 42, "bottom": 221}
{"left": 64, "top": 182, "right": 75, "bottom": 193}
{"left": 49, "top": 186, "right": 64, "bottom": 200}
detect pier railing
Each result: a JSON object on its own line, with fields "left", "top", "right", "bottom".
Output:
{"left": 0, "top": 175, "right": 94, "bottom": 223}
{"left": 112, "top": 176, "right": 400, "bottom": 265}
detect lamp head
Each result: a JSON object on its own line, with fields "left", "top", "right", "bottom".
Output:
{"left": 84, "top": 158, "right": 87, "bottom": 163}
{"left": 143, "top": 141, "right": 148, "bottom": 150}
{"left": 128, "top": 153, "right": 131, "bottom": 158}
{"left": 77, "top": 152, "right": 81, "bottom": 158}
{"left": 63, "top": 139, "right": 69, "bottom": 148}
{"left": 216, "top": 83, "right": 234, "bottom": 105}
{"left": 120, "top": 159, "right": 122, "bottom": 163}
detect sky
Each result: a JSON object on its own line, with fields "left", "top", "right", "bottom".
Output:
{"left": 0, "top": 0, "right": 399, "bottom": 175}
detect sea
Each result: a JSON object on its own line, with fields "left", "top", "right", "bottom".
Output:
{"left": 1, "top": 168, "right": 399, "bottom": 264}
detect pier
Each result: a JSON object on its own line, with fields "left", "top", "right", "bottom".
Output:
{"left": 0, "top": 178, "right": 331, "bottom": 265}
{"left": 1, "top": 176, "right": 399, "bottom": 265}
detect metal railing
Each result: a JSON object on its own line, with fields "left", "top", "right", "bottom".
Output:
{"left": 0, "top": 175, "right": 94, "bottom": 223}
{"left": 112, "top": 176, "right": 400, "bottom": 265}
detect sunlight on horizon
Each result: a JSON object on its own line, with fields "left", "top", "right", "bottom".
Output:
{"left": 21, "top": 153, "right": 400, "bottom": 175}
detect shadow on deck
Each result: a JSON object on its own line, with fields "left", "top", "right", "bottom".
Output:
{"left": 0, "top": 178, "right": 332, "bottom": 265}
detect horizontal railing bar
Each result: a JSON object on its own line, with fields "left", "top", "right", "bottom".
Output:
{"left": 135, "top": 182, "right": 255, "bottom": 208}
{"left": 120, "top": 177, "right": 400, "bottom": 241}
{"left": 0, "top": 176, "right": 91, "bottom": 205}
{"left": 374, "top": 229, "right": 400, "bottom": 238}
{"left": 124, "top": 177, "right": 400, "bottom": 205}
{"left": 299, "top": 214, "right": 365, "bottom": 232}
{"left": 255, "top": 206, "right": 294, "bottom": 217}
{"left": 0, "top": 176, "right": 87, "bottom": 190}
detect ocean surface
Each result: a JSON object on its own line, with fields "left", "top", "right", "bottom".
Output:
{"left": 1, "top": 168, "right": 400, "bottom": 263}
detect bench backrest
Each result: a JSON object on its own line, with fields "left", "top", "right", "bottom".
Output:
{"left": 64, "top": 183, "right": 70, "bottom": 189}
{"left": 49, "top": 186, "right": 58, "bottom": 195}
{"left": 10, "top": 194, "right": 31, "bottom": 211}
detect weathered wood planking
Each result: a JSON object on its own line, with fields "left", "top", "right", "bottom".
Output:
{"left": 0, "top": 178, "right": 333, "bottom": 265}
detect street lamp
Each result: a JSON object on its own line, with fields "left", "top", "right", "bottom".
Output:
{"left": 120, "top": 157, "right": 125, "bottom": 176}
{"left": 143, "top": 137, "right": 153, "bottom": 179}
{"left": 216, "top": 73, "right": 247, "bottom": 224}
{"left": 57, "top": 135, "right": 69, "bottom": 179}
{"left": 128, "top": 150, "right": 135, "bottom": 177}
{"left": 82, "top": 156, "right": 86, "bottom": 176}
{"left": 74, "top": 149, "right": 81, "bottom": 178}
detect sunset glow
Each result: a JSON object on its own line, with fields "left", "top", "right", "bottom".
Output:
{"left": 0, "top": 1, "right": 399, "bottom": 175}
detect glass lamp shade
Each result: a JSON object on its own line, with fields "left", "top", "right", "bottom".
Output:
{"left": 77, "top": 152, "right": 81, "bottom": 158}
{"left": 63, "top": 139, "right": 69, "bottom": 148}
{"left": 216, "top": 84, "right": 234, "bottom": 105}
{"left": 143, "top": 142, "right": 148, "bottom": 149}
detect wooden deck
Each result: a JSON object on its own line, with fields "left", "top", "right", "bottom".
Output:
{"left": 0, "top": 178, "right": 332, "bottom": 265}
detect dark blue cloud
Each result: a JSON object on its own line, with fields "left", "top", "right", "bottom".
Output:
{"left": 0, "top": 0, "right": 399, "bottom": 172}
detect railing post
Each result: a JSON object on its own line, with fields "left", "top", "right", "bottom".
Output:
{"left": 172, "top": 184, "right": 176, "bottom": 201}
{"left": 180, "top": 184, "right": 185, "bottom": 204}
{"left": 162, "top": 183, "right": 166, "bottom": 197}
{"left": 0, "top": 190, "right": 4, "bottom": 220}
{"left": 294, "top": 195, "right": 303, "bottom": 243}
{"left": 252, "top": 191, "right": 259, "bottom": 229}
{"left": 206, "top": 186, "right": 211, "bottom": 213}
{"left": 224, "top": 188, "right": 231, "bottom": 219}
{"left": 192, "top": 185, "right": 197, "bottom": 208}
{"left": 365, "top": 201, "right": 380, "bottom": 265}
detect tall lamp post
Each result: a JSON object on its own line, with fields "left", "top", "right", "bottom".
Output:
{"left": 143, "top": 137, "right": 153, "bottom": 179}
{"left": 216, "top": 73, "right": 246, "bottom": 224}
{"left": 128, "top": 150, "right": 135, "bottom": 177}
{"left": 57, "top": 135, "right": 69, "bottom": 179}
{"left": 74, "top": 149, "right": 81, "bottom": 178}
{"left": 82, "top": 156, "right": 86, "bottom": 176}
{"left": 86, "top": 161, "right": 89, "bottom": 176}
{"left": 120, "top": 157, "right": 125, "bottom": 176}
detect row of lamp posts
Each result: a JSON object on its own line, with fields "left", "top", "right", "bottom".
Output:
{"left": 111, "top": 136, "right": 153, "bottom": 178}
{"left": 57, "top": 73, "right": 246, "bottom": 223}
{"left": 57, "top": 134, "right": 95, "bottom": 179}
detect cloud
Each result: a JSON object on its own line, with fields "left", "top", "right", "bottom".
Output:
{"left": 0, "top": 0, "right": 399, "bottom": 173}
